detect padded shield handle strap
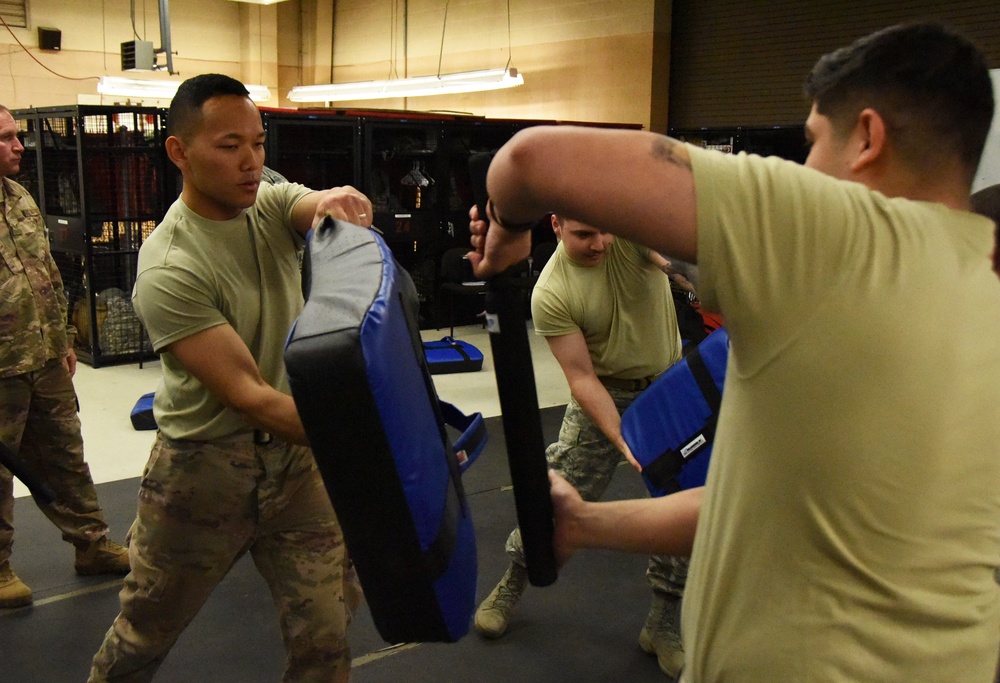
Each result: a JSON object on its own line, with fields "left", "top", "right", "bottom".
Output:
{"left": 470, "top": 152, "right": 558, "bottom": 587}
{"left": 439, "top": 400, "right": 487, "bottom": 472}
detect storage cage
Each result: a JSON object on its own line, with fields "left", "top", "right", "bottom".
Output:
{"left": 261, "top": 108, "right": 361, "bottom": 193}
{"left": 670, "top": 126, "right": 808, "bottom": 163}
{"left": 11, "top": 109, "right": 44, "bottom": 207}
{"left": 33, "top": 105, "right": 169, "bottom": 367}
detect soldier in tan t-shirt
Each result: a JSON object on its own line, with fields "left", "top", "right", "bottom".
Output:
{"left": 469, "top": 21, "right": 1000, "bottom": 683}
{"left": 89, "top": 75, "right": 373, "bottom": 683}
{"left": 473, "top": 213, "right": 688, "bottom": 678}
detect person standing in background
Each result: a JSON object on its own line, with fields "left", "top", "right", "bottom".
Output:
{"left": 0, "top": 104, "right": 130, "bottom": 609}
{"left": 473, "top": 212, "right": 689, "bottom": 678}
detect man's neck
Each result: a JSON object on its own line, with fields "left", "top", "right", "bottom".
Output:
{"left": 895, "top": 180, "right": 971, "bottom": 211}
{"left": 867, "top": 166, "right": 971, "bottom": 211}
{"left": 180, "top": 187, "right": 243, "bottom": 221}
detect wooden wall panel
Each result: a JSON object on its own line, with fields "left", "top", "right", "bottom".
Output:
{"left": 669, "top": 0, "right": 1000, "bottom": 128}
{"left": 323, "top": 0, "right": 661, "bottom": 127}
{"left": 324, "top": 32, "right": 656, "bottom": 127}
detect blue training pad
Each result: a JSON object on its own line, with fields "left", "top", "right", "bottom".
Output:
{"left": 621, "top": 327, "right": 728, "bottom": 495}
{"left": 284, "top": 218, "right": 485, "bottom": 643}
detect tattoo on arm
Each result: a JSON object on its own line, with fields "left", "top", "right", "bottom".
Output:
{"left": 651, "top": 136, "right": 693, "bottom": 171}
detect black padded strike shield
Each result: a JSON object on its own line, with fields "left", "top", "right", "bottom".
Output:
{"left": 284, "top": 219, "right": 484, "bottom": 643}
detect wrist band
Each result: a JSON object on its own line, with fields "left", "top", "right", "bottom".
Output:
{"left": 488, "top": 198, "right": 538, "bottom": 233}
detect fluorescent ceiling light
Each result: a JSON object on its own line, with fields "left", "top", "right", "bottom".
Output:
{"left": 287, "top": 67, "right": 524, "bottom": 103}
{"left": 97, "top": 76, "right": 272, "bottom": 102}
{"left": 225, "top": 0, "right": 290, "bottom": 4}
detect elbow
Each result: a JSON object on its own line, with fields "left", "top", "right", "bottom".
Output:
{"left": 222, "top": 381, "right": 270, "bottom": 424}
{"left": 489, "top": 128, "right": 549, "bottom": 203}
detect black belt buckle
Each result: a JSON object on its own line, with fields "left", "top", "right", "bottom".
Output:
{"left": 253, "top": 429, "right": 273, "bottom": 445}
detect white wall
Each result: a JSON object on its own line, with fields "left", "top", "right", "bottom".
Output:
{"left": 973, "top": 69, "right": 1000, "bottom": 193}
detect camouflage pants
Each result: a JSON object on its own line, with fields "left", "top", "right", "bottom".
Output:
{"left": 0, "top": 358, "right": 108, "bottom": 565}
{"left": 88, "top": 433, "right": 362, "bottom": 683}
{"left": 505, "top": 389, "right": 689, "bottom": 597}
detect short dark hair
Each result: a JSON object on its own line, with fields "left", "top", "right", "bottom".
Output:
{"left": 167, "top": 73, "right": 252, "bottom": 140}
{"left": 804, "top": 22, "right": 994, "bottom": 180}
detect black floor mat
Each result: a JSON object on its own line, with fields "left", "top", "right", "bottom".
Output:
{"left": 1, "top": 406, "right": 674, "bottom": 682}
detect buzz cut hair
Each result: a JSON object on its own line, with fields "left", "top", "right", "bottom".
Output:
{"left": 167, "top": 73, "right": 252, "bottom": 140}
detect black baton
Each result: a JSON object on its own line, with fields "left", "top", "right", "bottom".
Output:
{"left": 469, "top": 152, "right": 557, "bottom": 587}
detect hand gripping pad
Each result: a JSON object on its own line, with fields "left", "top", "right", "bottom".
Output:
{"left": 284, "top": 219, "right": 486, "bottom": 643}
{"left": 621, "top": 327, "right": 729, "bottom": 495}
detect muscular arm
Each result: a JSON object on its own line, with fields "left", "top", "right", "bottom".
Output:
{"left": 550, "top": 470, "right": 702, "bottom": 564}
{"left": 472, "top": 126, "right": 698, "bottom": 277}
{"left": 165, "top": 323, "right": 308, "bottom": 445}
{"left": 546, "top": 331, "right": 640, "bottom": 469}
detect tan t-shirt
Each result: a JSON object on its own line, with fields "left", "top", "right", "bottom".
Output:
{"left": 684, "top": 145, "right": 1000, "bottom": 681}
{"left": 530, "top": 237, "right": 681, "bottom": 378}
{"left": 133, "top": 182, "right": 312, "bottom": 440}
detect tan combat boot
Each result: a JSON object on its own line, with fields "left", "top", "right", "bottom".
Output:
{"left": 639, "top": 592, "right": 685, "bottom": 677}
{"left": 474, "top": 562, "right": 528, "bottom": 638}
{"left": 74, "top": 537, "right": 130, "bottom": 576}
{"left": 0, "top": 562, "right": 33, "bottom": 608}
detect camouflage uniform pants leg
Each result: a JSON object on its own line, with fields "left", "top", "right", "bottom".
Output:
{"left": 505, "top": 390, "right": 636, "bottom": 565}
{"left": 88, "top": 434, "right": 360, "bottom": 683}
{"left": 0, "top": 359, "right": 108, "bottom": 566}
{"left": 504, "top": 390, "right": 688, "bottom": 596}
{"left": 250, "top": 441, "right": 362, "bottom": 683}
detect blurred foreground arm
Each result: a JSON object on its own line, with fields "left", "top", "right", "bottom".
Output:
{"left": 550, "top": 470, "right": 702, "bottom": 566}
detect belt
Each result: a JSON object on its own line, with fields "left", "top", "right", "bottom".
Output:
{"left": 598, "top": 375, "right": 658, "bottom": 392}
{"left": 226, "top": 429, "right": 275, "bottom": 445}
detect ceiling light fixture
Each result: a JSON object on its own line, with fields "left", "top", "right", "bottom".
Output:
{"left": 286, "top": 67, "right": 523, "bottom": 103}
{"left": 97, "top": 76, "right": 272, "bottom": 102}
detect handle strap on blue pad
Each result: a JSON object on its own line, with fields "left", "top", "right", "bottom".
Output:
{"left": 439, "top": 401, "right": 487, "bottom": 472}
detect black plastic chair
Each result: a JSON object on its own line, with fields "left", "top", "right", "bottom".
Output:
{"left": 438, "top": 247, "right": 488, "bottom": 336}
{"left": 438, "top": 247, "right": 537, "bottom": 335}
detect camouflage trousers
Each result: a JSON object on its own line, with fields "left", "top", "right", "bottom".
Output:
{"left": 505, "top": 388, "right": 689, "bottom": 597}
{"left": 0, "top": 358, "right": 109, "bottom": 565}
{"left": 88, "top": 433, "right": 362, "bottom": 683}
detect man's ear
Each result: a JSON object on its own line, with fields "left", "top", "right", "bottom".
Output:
{"left": 164, "top": 135, "right": 187, "bottom": 169}
{"left": 849, "top": 108, "right": 887, "bottom": 173}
